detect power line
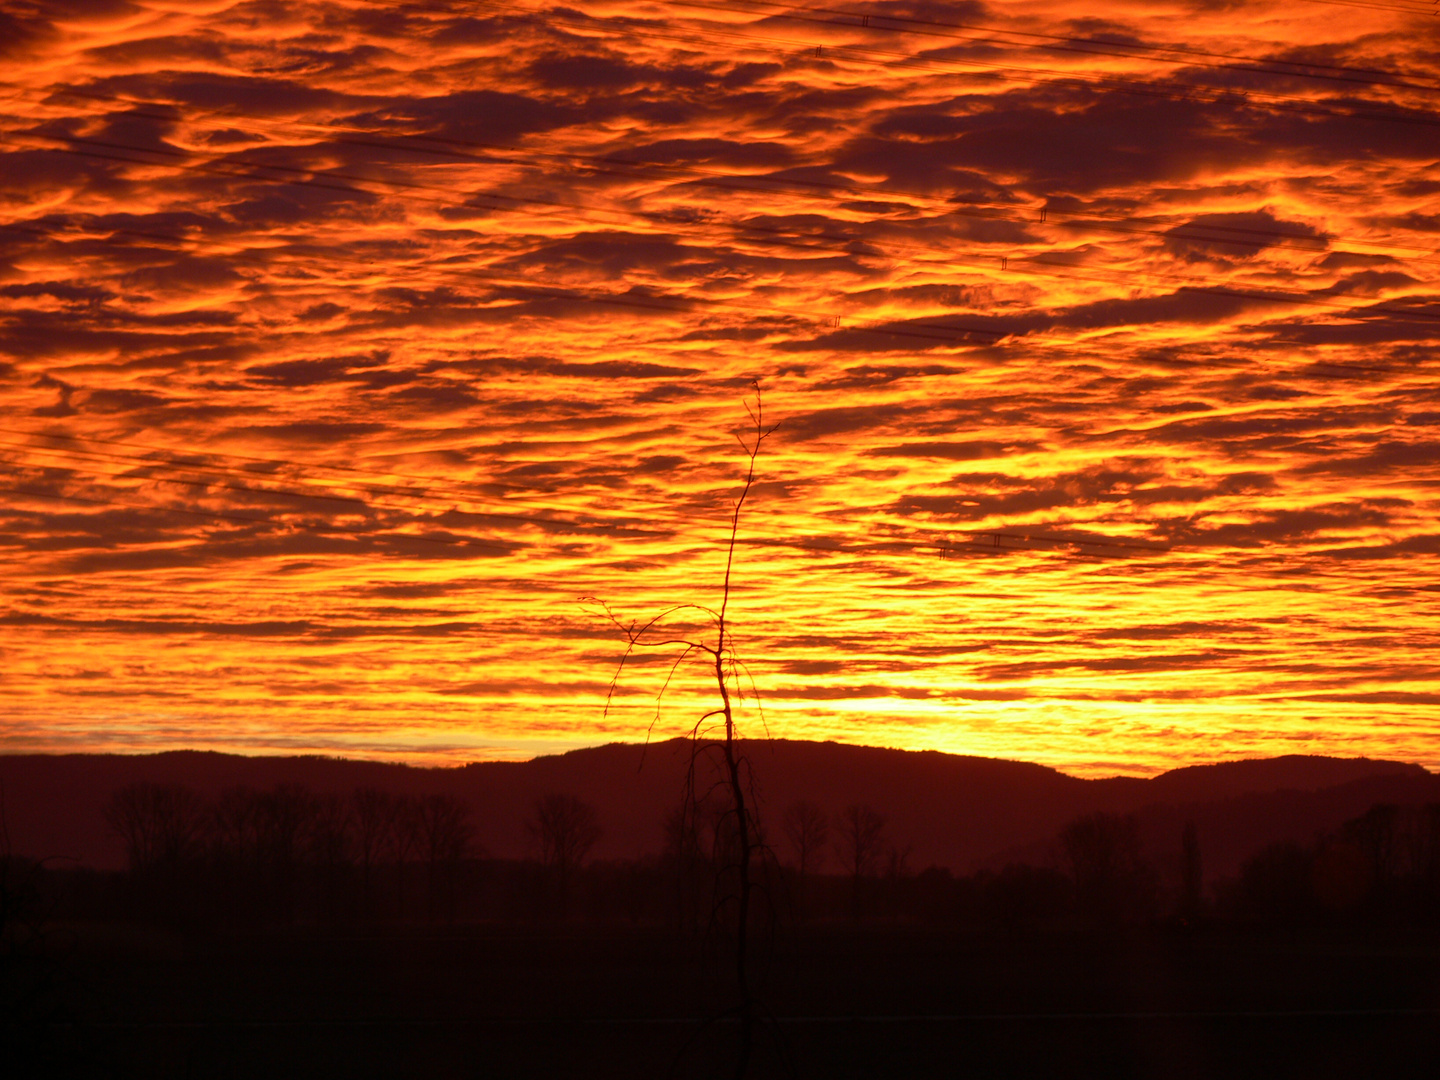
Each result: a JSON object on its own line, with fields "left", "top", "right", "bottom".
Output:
{"left": 1292, "top": 0, "right": 1437, "bottom": 14}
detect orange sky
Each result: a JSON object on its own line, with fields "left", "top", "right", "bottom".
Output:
{"left": 1, "top": 0, "right": 1438, "bottom": 776}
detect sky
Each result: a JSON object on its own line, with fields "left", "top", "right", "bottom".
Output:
{"left": 1, "top": 0, "right": 1438, "bottom": 777}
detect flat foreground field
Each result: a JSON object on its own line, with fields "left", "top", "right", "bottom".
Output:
{"left": 10, "top": 923, "right": 1440, "bottom": 1078}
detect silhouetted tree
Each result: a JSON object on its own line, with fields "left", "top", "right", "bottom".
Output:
{"left": 210, "top": 786, "right": 261, "bottom": 863}
{"left": 981, "top": 864, "right": 1072, "bottom": 936}
{"left": 1180, "top": 820, "right": 1203, "bottom": 922}
{"left": 310, "top": 793, "right": 354, "bottom": 921}
{"left": 263, "top": 784, "right": 320, "bottom": 919}
{"left": 1061, "top": 812, "right": 1153, "bottom": 927}
{"left": 310, "top": 794, "right": 352, "bottom": 863}
{"left": 104, "top": 782, "right": 205, "bottom": 873}
{"left": 590, "top": 385, "right": 776, "bottom": 1078}
{"left": 782, "top": 800, "right": 828, "bottom": 879}
{"left": 351, "top": 787, "right": 399, "bottom": 915}
{"left": 413, "top": 794, "right": 474, "bottom": 921}
{"left": 1340, "top": 803, "right": 1404, "bottom": 911}
{"left": 1238, "top": 840, "right": 1316, "bottom": 924}
{"left": 836, "top": 803, "right": 886, "bottom": 916}
{"left": 528, "top": 793, "right": 601, "bottom": 917}
{"left": 662, "top": 799, "right": 710, "bottom": 931}
{"left": 0, "top": 783, "right": 71, "bottom": 1077}
{"left": 254, "top": 784, "right": 318, "bottom": 872}
{"left": 0, "top": 782, "right": 44, "bottom": 946}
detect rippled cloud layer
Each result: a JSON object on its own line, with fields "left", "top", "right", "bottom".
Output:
{"left": 2, "top": 0, "right": 1438, "bottom": 774}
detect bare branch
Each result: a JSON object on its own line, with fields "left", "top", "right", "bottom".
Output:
{"left": 647, "top": 644, "right": 704, "bottom": 744}
{"left": 586, "top": 384, "right": 777, "bottom": 1078}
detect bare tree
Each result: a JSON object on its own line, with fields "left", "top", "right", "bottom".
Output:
{"left": 412, "top": 794, "right": 474, "bottom": 921}
{"left": 254, "top": 784, "right": 319, "bottom": 871}
{"left": 661, "top": 799, "right": 708, "bottom": 930}
{"left": 310, "top": 794, "right": 353, "bottom": 865}
{"left": 210, "top": 785, "right": 261, "bottom": 864}
{"left": 529, "top": 793, "right": 601, "bottom": 873}
{"left": 413, "top": 794, "right": 473, "bottom": 865}
{"left": 1061, "top": 811, "right": 1151, "bottom": 925}
{"left": 589, "top": 384, "right": 776, "bottom": 1078}
{"left": 836, "top": 804, "right": 886, "bottom": 890}
{"left": 104, "top": 782, "right": 206, "bottom": 872}
{"left": 351, "top": 787, "right": 397, "bottom": 912}
{"left": 783, "top": 801, "right": 829, "bottom": 879}
{"left": 253, "top": 783, "right": 319, "bottom": 922}
{"left": 1180, "top": 820, "right": 1202, "bottom": 922}
{"left": 0, "top": 780, "right": 45, "bottom": 952}
{"left": 310, "top": 793, "right": 354, "bottom": 921}
{"left": 388, "top": 793, "right": 424, "bottom": 917}
{"left": 528, "top": 793, "right": 601, "bottom": 916}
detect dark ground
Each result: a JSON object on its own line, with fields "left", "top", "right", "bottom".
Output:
{"left": 7, "top": 922, "right": 1439, "bottom": 1079}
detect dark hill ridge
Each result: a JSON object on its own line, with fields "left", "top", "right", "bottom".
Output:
{"left": 1141, "top": 754, "right": 1428, "bottom": 802}
{"left": 0, "top": 740, "right": 1431, "bottom": 876}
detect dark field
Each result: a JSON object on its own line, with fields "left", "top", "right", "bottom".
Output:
{"left": 9, "top": 922, "right": 1439, "bottom": 1079}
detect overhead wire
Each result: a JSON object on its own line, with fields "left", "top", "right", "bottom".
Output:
{"left": 1292, "top": 0, "right": 1436, "bottom": 14}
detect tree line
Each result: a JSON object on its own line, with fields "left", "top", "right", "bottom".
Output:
{"left": 8, "top": 782, "right": 1439, "bottom": 931}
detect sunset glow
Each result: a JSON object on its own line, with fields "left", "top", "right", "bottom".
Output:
{"left": 2, "top": 0, "right": 1438, "bottom": 775}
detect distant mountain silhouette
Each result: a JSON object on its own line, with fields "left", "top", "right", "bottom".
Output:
{"left": 1, "top": 740, "right": 1432, "bottom": 879}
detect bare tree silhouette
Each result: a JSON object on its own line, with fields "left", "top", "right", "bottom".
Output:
{"left": 255, "top": 783, "right": 319, "bottom": 922}
{"left": 589, "top": 384, "right": 777, "bottom": 1079}
{"left": 1061, "top": 811, "right": 1153, "bottom": 927}
{"left": 1180, "top": 820, "right": 1203, "bottom": 923}
{"left": 104, "top": 782, "right": 206, "bottom": 873}
{"left": 835, "top": 803, "right": 886, "bottom": 917}
{"left": 528, "top": 793, "right": 601, "bottom": 917}
{"left": 310, "top": 793, "right": 354, "bottom": 921}
{"left": 783, "top": 800, "right": 828, "bottom": 918}
{"left": 782, "top": 801, "right": 829, "bottom": 878}
{"left": 351, "top": 787, "right": 396, "bottom": 915}
{"left": 412, "top": 794, "right": 474, "bottom": 922}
